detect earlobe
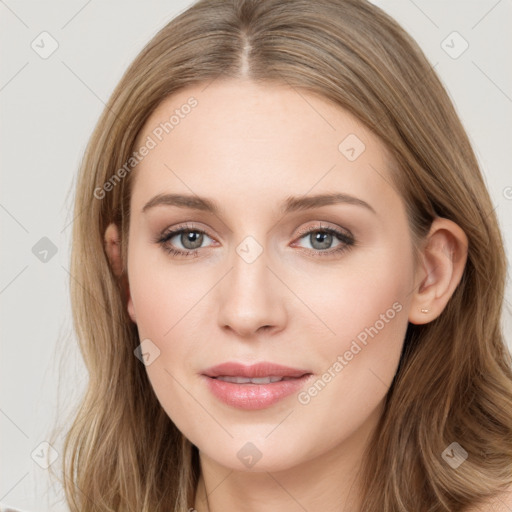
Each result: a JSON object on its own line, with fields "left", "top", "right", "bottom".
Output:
{"left": 408, "top": 218, "right": 468, "bottom": 325}
{"left": 104, "top": 222, "right": 137, "bottom": 323}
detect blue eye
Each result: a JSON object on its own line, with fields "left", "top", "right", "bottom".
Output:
{"left": 156, "top": 224, "right": 214, "bottom": 258}
{"left": 292, "top": 225, "right": 355, "bottom": 257}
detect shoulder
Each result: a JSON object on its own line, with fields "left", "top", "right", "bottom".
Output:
{"left": 464, "top": 484, "right": 512, "bottom": 511}
{"left": 0, "top": 505, "right": 31, "bottom": 512}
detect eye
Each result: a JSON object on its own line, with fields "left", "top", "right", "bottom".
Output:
{"left": 155, "top": 223, "right": 216, "bottom": 258}
{"left": 292, "top": 223, "right": 355, "bottom": 257}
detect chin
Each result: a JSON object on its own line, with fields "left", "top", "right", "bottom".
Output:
{"left": 192, "top": 432, "right": 317, "bottom": 473}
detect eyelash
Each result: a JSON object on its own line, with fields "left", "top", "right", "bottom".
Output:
{"left": 155, "top": 222, "right": 356, "bottom": 259}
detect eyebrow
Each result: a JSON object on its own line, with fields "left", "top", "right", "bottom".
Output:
{"left": 141, "top": 192, "right": 376, "bottom": 215}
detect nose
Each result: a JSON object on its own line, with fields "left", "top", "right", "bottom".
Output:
{"left": 216, "top": 242, "right": 287, "bottom": 339}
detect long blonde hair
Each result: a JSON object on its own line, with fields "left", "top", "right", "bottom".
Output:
{"left": 52, "top": 0, "right": 512, "bottom": 510}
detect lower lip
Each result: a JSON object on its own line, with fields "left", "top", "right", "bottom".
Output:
{"left": 202, "top": 374, "right": 312, "bottom": 410}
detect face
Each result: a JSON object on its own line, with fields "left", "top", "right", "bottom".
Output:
{"left": 126, "top": 79, "right": 416, "bottom": 473}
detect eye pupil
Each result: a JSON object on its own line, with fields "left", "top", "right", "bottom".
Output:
{"left": 311, "top": 231, "right": 332, "bottom": 250}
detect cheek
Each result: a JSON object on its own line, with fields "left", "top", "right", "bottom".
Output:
{"left": 293, "top": 240, "right": 412, "bottom": 412}
{"left": 126, "top": 247, "right": 212, "bottom": 414}
{"left": 127, "top": 243, "right": 210, "bottom": 340}
{"left": 128, "top": 273, "right": 200, "bottom": 432}
{"left": 295, "top": 244, "right": 412, "bottom": 353}
{"left": 291, "top": 244, "right": 413, "bottom": 415}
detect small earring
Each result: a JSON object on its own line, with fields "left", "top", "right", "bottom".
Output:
{"left": 421, "top": 308, "right": 430, "bottom": 314}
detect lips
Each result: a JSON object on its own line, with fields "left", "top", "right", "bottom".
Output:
{"left": 201, "top": 362, "right": 313, "bottom": 410}
{"left": 215, "top": 375, "right": 294, "bottom": 384}
{"left": 203, "top": 361, "right": 310, "bottom": 379}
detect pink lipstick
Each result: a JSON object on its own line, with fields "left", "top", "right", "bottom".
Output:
{"left": 201, "top": 362, "right": 312, "bottom": 410}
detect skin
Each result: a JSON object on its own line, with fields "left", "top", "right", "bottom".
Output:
{"left": 105, "top": 79, "right": 470, "bottom": 511}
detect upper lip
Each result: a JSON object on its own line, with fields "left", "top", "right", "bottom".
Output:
{"left": 202, "top": 362, "right": 311, "bottom": 379}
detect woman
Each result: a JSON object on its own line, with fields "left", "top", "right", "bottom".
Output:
{"left": 53, "top": 0, "right": 512, "bottom": 510}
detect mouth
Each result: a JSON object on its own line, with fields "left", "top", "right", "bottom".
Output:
{"left": 201, "top": 361, "right": 313, "bottom": 410}
{"left": 213, "top": 375, "right": 302, "bottom": 384}
{"left": 202, "top": 361, "right": 310, "bottom": 379}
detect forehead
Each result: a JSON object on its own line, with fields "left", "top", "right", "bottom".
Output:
{"left": 130, "top": 79, "right": 400, "bottom": 218}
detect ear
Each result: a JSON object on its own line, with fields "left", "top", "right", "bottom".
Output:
{"left": 104, "top": 223, "right": 137, "bottom": 324}
{"left": 408, "top": 217, "right": 468, "bottom": 325}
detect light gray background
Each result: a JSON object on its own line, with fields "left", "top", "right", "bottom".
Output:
{"left": 1, "top": 1, "right": 511, "bottom": 510}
